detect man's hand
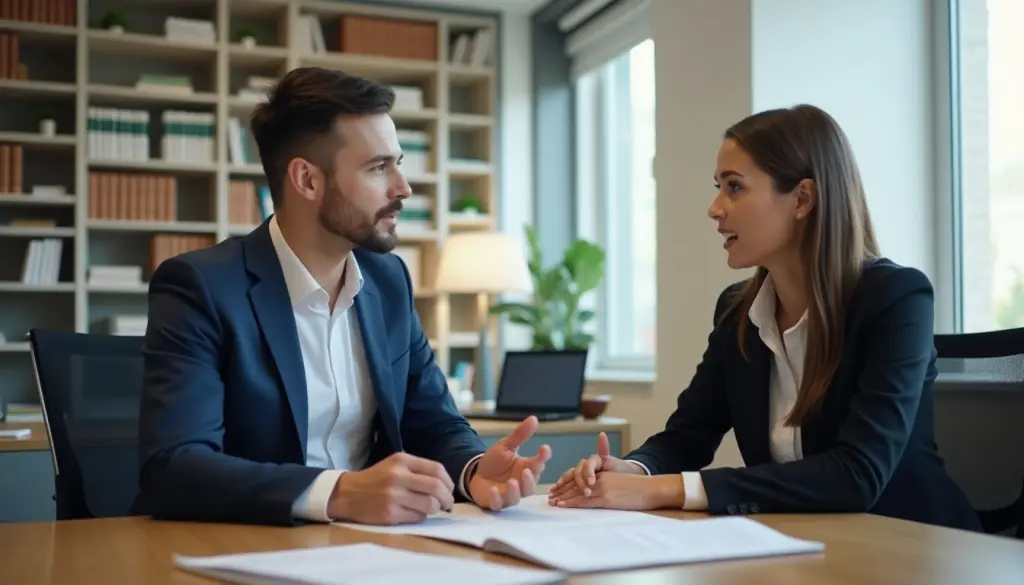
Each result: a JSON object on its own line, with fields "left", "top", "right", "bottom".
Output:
{"left": 468, "top": 415, "right": 552, "bottom": 511}
{"left": 327, "top": 452, "right": 455, "bottom": 525}
{"left": 546, "top": 432, "right": 644, "bottom": 501}
{"left": 548, "top": 473, "right": 685, "bottom": 511}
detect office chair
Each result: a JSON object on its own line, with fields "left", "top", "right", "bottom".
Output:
{"left": 27, "top": 329, "right": 145, "bottom": 520}
{"left": 933, "top": 326, "right": 1024, "bottom": 538}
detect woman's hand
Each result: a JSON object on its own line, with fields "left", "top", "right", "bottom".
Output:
{"left": 546, "top": 432, "right": 646, "bottom": 501}
{"left": 548, "top": 473, "right": 685, "bottom": 511}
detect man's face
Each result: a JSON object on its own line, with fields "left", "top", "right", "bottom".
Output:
{"left": 318, "top": 114, "right": 412, "bottom": 253}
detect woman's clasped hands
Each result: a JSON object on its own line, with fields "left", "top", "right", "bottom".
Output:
{"left": 546, "top": 432, "right": 685, "bottom": 511}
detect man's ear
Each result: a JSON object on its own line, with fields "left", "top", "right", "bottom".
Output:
{"left": 286, "top": 158, "right": 322, "bottom": 203}
{"left": 793, "top": 178, "right": 818, "bottom": 220}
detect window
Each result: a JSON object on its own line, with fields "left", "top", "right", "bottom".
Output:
{"left": 568, "top": 0, "right": 655, "bottom": 373}
{"left": 950, "top": 0, "right": 1024, "bottom": 332}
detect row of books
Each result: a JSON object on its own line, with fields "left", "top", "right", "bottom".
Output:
{"left": 151, "top": 234, "right": 214, "bottom": 274}
{"left": 228, "top": 180, "right": 271, "bottom": 226}
{"left": 0, "top": 0, "right": 76, "bottom": 26}
{"left": 226, "top": 117, "right": 257, "bottom": 166}
{"left": 450, "top": 29, "right": 494, "bottom": 67}
{"left": 87, "top": 172, "right": 177, "bottom": 222}
{"left": 19, "top": 237, "right": 62, "bottom": 285}
{"left": 87, "top": 108, "right": 216, "bottom": 164}
{"left": 0, "top": 143, "right": 23, "bottom": 194}
{"left": 0, "top": 32, "right": 26, "bottom": 80}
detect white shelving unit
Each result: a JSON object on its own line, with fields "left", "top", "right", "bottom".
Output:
{"left": 0, "top": 0, "right": 499, "bottom": 404}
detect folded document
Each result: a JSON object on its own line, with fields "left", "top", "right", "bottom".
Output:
{"left": 336, "top": 495, "right": 825, "bottom": 573}
{"left": 174, "top": 542, "right": 565, "bottom": 585}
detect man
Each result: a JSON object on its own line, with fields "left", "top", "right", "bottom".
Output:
{"left": 134, "top": 67, "right": 550, "bottom": 526}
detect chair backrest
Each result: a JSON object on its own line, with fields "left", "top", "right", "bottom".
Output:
{"left": 27, "top": 329, "right": 145, "bottom": 520}
{"left": 933, "top": 327, "right": 1024, "bottom": 538}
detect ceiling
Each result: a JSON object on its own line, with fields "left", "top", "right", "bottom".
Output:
{"left": 394, "top": 0, "right": 551, "bottom": 14}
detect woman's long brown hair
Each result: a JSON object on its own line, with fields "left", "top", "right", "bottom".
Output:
{"left": 721, "top": 105, "right": 880, "bottom": 427}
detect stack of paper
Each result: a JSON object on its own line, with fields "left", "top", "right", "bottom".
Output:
{"left": 336, "top": 495, "right": 825, "bottom": 574}
{"left": 174, "top": 542, "right": 565, "bottom": 585}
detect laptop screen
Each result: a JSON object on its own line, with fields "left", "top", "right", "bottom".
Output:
{"left": 494, "top": 350, "right": 589, "bottom": 411}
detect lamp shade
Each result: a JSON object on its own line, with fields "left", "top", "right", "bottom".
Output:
{"left": 435, "top": 232, "right": 533, "bottom": 294}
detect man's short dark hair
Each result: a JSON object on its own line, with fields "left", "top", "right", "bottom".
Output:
{"left": 250, "top": 67, "right": 395, "bottom": 208}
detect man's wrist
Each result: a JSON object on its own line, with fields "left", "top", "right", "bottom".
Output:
{"left": 651, "top": 474, "right": 686, "bottom": 509}
{"left": 326, "top": 471, "right": 352, "bottom": 520}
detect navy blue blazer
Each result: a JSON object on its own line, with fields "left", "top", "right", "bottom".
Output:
{"left": 133, "top": 220, "right": 486, "bottom": 525}
{"left": 627, "top": 259, "right": 982, "bottom": 531}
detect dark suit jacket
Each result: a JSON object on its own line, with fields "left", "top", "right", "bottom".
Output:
{"left": 627, "top": 258, "right": 982, "bottom": 531}
{"left": 133, "top": 220, "right": 486, "bottom": 525}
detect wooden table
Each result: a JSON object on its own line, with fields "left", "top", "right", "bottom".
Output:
{"left": 0, "top": 421, "right": 48, "bottom": 453}
{"left": 1, "top": 506, "right": 1021, "bottom": 584}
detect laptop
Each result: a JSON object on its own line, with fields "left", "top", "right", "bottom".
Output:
{"left": 464, "top": 349, "right": 589, "bottom": 422}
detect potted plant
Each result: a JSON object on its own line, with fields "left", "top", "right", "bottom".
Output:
{"left": 101, "top": 9, "right": 128, "bottom": 33}
{"left": 38, "top": 106, "right": 56, "bottom": 136}
{"left": 489, "top": 224, "right": 605, "bottom": 350}
{"left": 237, "top": 27, "right": 259, "bottom": 48}
{"left": 452, "top": 194, "right": 483, "bottom": 216}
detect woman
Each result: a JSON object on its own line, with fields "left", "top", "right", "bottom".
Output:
{"left": 547, "top": 104, "right": 982, "bottom": 531}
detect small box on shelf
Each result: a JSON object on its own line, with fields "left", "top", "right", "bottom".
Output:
{"left": 339, "top": 15, "right": 437, "bottom": 62}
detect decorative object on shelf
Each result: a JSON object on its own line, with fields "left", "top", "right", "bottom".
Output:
{"left": 101, "top": 9, "right": 128, "bottom": 33}
{"left": 452, "top": 194, "right": 483, "bottom": 215}
{"left": 236, "top": 27, "right": 259, "bottom": 48}
{"left": 37, "top": 107, "right": 56, "bottom": 137}
{"left": 436, "top": 232, "right": 533, "bottom": 401}
{"left": 580, "top": 394, "right": 611, "bottom": 419}
{"left": 489, "top": 225, "right": 605, "bottom": 351}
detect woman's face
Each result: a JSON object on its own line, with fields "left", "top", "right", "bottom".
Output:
{"left": 708, "top": 138, "right": 808, "bottom": 270}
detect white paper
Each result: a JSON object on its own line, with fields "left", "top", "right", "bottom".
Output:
{"left": 174, "top": 542, "right": 565, "bottom": 585}
{"left": 484, "top": 515, "right": 825, "bottom": 573}
{"left": 0, "top": 428, "right": 31, "bottom": 440}
{"left": 334, "top": 494, "right": 654, "bottom": 547}
{"left": 336, "top": 495, "right": 824, "bottom": 573}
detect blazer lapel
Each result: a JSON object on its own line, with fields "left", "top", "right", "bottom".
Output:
{"left": 243, "top": 223, "right": 309, "bottom": 457}
{"left": 353, "top": 276, "right": 402, "bottom": 451}
{"left": 739, "top": 326, "right": 773, "bottom": 465}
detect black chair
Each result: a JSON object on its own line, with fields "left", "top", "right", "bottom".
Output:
{"left": 933, "top": 327, "right": 1024, "bottom": 538}
{"left": 27, "top": 329, "right": 145, "bottom": 520}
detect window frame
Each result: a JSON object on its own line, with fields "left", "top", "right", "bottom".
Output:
{"left": 573, "top": 41, "right": 656, "bottom": 375}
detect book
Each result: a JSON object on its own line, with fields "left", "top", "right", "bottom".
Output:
{"left": 174, "top": 542, "right": 565, "bottom": 585}
{"left": 337, "top": 495, "right": 824, "bottom": 574}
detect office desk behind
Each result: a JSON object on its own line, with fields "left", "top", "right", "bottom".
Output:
{"left": 0, "top": 417, "right": 629, "bottom": 523}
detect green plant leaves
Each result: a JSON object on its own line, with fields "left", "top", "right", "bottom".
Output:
{"left": 490, "top": 224, "right": 605, "bottom": 351}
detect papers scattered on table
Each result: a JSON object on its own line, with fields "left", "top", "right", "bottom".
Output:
{"left": 174, "top": 542, "right": 565, "bottom": 585}
{"left": 335, "top": 495, "right": 825, "bottom": 574}
{"left": 0, "top": 428, "right": 31, "bottom": 440}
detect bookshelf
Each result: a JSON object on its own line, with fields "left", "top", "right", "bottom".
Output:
{"left": 0, "top": 0, "right": 499, "bottom": 408}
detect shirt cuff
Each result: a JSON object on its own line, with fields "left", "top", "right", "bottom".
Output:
{"left": 625, "top": 459, "right": 652, "bottom": 476}
{"left": 680, "top": 471, "right": 708, "bottom": 510}
{"left": 459, "top": 454, "right": 484, "bottom": 501}
{"left": 291, "top": 469, "right": 345, "bottom": 522}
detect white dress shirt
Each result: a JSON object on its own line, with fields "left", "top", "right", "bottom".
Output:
{"left": 629, "top": 274, "right": 807, "bottom": 509}
{"left": 268, "top": 218, "right": 477, "bottom": 522}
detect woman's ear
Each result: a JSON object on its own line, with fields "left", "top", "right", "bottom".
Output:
{"left": 794, "top": 178, "right": 818, "bottom": 220}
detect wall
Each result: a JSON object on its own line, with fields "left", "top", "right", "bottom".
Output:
{"left": 752, "top": 0, "right": 937, "bottom": 290}
{"left": 496, "top": 12, "right": 536, "bottom": 353}
{"left": 589, "top": 0, "right": 940, "bottom": 470}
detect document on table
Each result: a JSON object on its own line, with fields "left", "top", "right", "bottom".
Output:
{"left": 174, "top": 542, "right": 566, "bottom": 585}
{"left": 335, "top": 495, "right": 825, "bottom": 574}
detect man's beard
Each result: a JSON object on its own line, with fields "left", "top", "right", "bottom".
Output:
{"left": 317, "top": 183, "right": 401, "bottom": 254}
